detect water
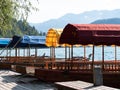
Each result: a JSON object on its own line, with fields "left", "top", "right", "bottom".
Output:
{"left": 1, "top": 46, "right": 120, "bottom": 60}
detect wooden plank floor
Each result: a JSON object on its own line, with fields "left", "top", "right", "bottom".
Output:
{"left": 0, "top": 75, "right": 31, "bottom": 90}
{"left": 0, "top": 70, "right": 56, "bottom": 90}
{"left": 55, "top": 81, "right": 119, "bottom": 90}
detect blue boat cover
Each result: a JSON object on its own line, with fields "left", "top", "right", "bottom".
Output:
{"left": 0, "top": 38, "right": 11, "bottom": 48}
{"left": 0, "top": 35, "right": 47, "bottom": 48}
{"left": 22, "top": 35, "right": 46, "bottom": 44}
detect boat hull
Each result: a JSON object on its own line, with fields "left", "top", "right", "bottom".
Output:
{"left": 35, "top": 69, "right": 120, "bottom": 88}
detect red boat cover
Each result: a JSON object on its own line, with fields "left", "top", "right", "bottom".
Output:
{"left": 59, "top": 24, "right": 120, "bottom": 45}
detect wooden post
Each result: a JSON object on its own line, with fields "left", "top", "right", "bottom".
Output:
{"left": 15, "top": 48, "right": 17, "bottom": 63}
{"left": 18, "top": 48, "right": 19, "bottom": 63}
{"left": 6, "top": 48, "right": 9, "bottom": 62}
{"left": 115, "top": 45, "right": 117, "bottom": 70}
{"left": 69, "top": 47, "right": 71, "bottom": 60}
{"left": 65, "top": 45, "right": 67, "bottom": 60}
{"left": 71, "top": 45, "right": 73, "bottom": 70}
{"left": 71, "top": 45, "right": 73, "bottom": 59}
{"left": 102, "top": 45, "right": 104, "bottom": 71}
{"left": 52, "top": 47, "right": 54, "bottom": 61}
{"left": 115, "top": 45, "right": 117, "bottom": 60}
{"left": 84, "top": 45, "right": 86, "bottom": 59}
{"left": 92, "top": 44, "right": 95, "bottom": 70}
{"left": 50, "top": 47, "right": 51, "bottom": 60}
{"left": 29, "top": 45, "right": 30, "bottom": 57}
{"left": 35, "top": 47, "right": 37, "bottom": 57}
{"left": 23, "top": 48, "right": 25, "bottom": 56}
{"left": 28, "top": 44, "right": 31, "bottom": 63}
{"left": 50, "top": 47, "right": 52, "bottom": 61}
{"left": 9, "top": 48, "right": 11, "bottom": 56}
{"left": 65, "top": 45, "right": 67, "bottom": 70}
{"left": 52, "top": 47, "right": 55, "bottom": 62}
{"left": 18, "top": 48, "right": 20, "bottom": 56}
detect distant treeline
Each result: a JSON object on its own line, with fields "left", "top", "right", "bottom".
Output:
{"left": 91, "top": 18, "right": 120, "bottom": 24}
{"left": 0, "top": 19, "right": 46, "bottom": 38}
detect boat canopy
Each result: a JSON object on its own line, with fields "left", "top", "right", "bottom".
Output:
{"left": 8, "top": 35, "right": 27, "bottom": 48}
{"left": 22, "top": 35, "right": 46, "bottom": 44}
{"left": 0, "top": 38, "right": 11, "bottom": 48}
{"left": 45, "top": 28, "right": 63, "bottom": 47}
{"left": 8, "top": 35, "right": 46, "bottom": 48}
{"left": 59, "top": 24, "right": 120, "bottom": 45}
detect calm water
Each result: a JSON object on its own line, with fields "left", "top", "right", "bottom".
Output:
{"left": 1, "top": 46, "right": 120, "bottom": 60}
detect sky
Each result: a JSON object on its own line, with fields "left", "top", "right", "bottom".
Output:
{"left": 27, "top": 0, "right": 120, "bottom": 23}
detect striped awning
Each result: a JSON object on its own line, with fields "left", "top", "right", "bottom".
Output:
{"left": 45, "top": 28, "right": 63, "bottom": 47}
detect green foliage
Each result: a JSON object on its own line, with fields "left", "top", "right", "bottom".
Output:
{"left": 0, "top": 0, "right": 38, "bottom": 31}
{"left": 0, "top": 19, "right": 40, "bottom": 38}
{"left": 17, "top": 20, "right": 39, "bottom": 36}
{"left": 0, "top": 0, "right": 13, "bottom": 30}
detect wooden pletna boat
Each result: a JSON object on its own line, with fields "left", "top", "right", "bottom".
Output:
{"left": 35, "top": 24, "right": 120, "bottom": 88}
{"left": 0, "top": 35, "right": 49, "bottom": 73}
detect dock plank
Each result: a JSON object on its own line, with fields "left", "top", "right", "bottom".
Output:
{"left": 55, "top": 81, "right": 119, "bottom": 90}
{"left": 0, "top": 71, "right": 31, "bottom": 90}
{"left": 0, "top": 70, "right": 56, "bottom": 90}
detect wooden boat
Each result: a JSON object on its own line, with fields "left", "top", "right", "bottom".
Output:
{"left": 34, "top": 24, "right": 120, "bottom": 88}
{"left": 0, "top": 35, "right": 48, "bottom": 71}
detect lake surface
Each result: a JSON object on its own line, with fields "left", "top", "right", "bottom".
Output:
{"left": 1, "top": 46, "right": 120, "bottom": 61}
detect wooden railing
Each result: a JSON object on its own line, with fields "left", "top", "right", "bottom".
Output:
{"left": 45, "top": 60, "right": 120, "bottom": 72}
{"left": 0, "top": 56, "right": 50, "bottom": 63}
{"left": 1, "top": 56, "right": 120, "bottom": 72}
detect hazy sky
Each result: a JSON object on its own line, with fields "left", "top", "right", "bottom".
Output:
{"left": 27, "top": 0, "right": 120, "bottom": 23}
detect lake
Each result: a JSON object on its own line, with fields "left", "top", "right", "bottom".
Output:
{"left": 1, "top": 46, "right": 120, "bottom": 61}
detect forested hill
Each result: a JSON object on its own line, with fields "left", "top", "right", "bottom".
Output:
{"left": 91, "top": 18, "right": 120, "bottom": 24}
{"left": 0, "top": 19, "right": 41, "bottom": 38}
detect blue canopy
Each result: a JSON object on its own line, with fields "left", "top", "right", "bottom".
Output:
{"left": 7, "top": 35, "right": 47, "bottom": 48}
{"left": 0, "top": 38, "right": 11, "bottom": 48}
{"left": 7, "top": 35, "right": 27, "bottom": 48}
{"left": 22, "top": 35, "right": 46, "bottom": 44}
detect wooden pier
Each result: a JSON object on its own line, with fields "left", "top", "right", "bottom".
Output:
{"left": 0, "top": 70, "right": 56, "bottom": 90}
{"left": 0, "top": 70, "right": 31, "bottom": 90}
{"left": 0, "top": 76, "right": 31, "bottom": 90}
{"left": 55, "top": 81, "right": 119, "bottom": 90}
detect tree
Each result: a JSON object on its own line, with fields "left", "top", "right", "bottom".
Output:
{"left": 0, "top": 0, "right": 38, "bottom": 31}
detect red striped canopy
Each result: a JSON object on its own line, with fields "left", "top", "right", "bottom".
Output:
{"left": 59, "top": 24, "right": 120, "bottom": 45}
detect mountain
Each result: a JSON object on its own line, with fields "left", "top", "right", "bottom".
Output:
{"left": 91, "top": 18, "right": 120, "bottom": 24}
{"left": 30, "top": 9, "right": 120, "bottom": 32}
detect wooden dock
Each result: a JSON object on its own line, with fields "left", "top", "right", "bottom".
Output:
{"left": 55, "top": 81, "right": 119, "bottom": 90}
{"left": 0, "top": 78, "right": 31, "bottom": 90}
{"left": 0, "top": 71, "right": 31, "bottom": 90}
{"left": 0, "top": 70, "right": 56, "bottom": 90}
{"left": 0, "top": 70, "right": 119, "bottom": 90}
